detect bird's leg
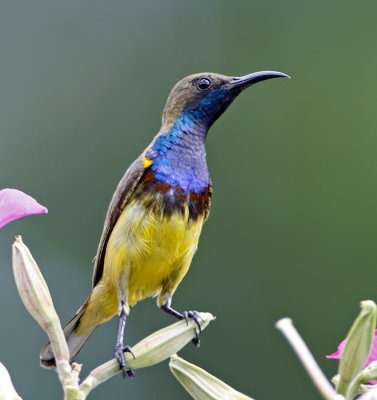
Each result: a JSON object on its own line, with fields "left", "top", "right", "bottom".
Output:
{"left": 115, "top": 301, "right": 135, "bottom": 378}
{"left": 161, "top": 304, "right": 202, "bottom": 347}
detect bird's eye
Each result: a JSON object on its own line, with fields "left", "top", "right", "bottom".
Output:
{"left": 197, "top": 78, "right": 212, "bottom": 90}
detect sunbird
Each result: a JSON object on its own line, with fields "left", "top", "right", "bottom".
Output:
{"left": 40, "top": 70, "right": 289, "bottom": 372}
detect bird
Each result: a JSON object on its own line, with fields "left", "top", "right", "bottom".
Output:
{"left": 40, "top": 70, "right": 289, "bottom": 373}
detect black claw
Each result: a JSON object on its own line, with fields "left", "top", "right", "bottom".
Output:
{"left": 123, "top": 345, "right": 136, "bottom": 360}
{"left": 182, "top": 311, "right": 189, "bottom": 325}
{"left": 192, "top": 336, "right": 200, "bottom": 347}
{"left": 187, "top": 310, "right": 202, "bottom": 334}
{"left": 192, "top": 329, "right": 201, "bottom": 347}
{"left": 186, "top": 311, "right": 202, "bottom": 347}
{"left": 161, "top": 305, "right": 203, "bottom": 347}
{"left": 125, "top": 368, "right": 135, "bottom": 379}
{"left": 115, "top": 344, "right": 135, "bottom": 379}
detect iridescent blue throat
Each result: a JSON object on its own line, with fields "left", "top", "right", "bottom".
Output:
{"left": 146, "top": 88, "right": 231, "bottom": 192}
{"left": 147, "top": 113, "right": 209, "bottom": 192}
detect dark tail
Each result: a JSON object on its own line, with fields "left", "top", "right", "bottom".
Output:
{"left": 40, "top": 303, "right": 95, "bottom": 368}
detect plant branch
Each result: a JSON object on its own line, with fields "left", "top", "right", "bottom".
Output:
{"left": 276, "top": 318, "right": 342, "bottom": 400}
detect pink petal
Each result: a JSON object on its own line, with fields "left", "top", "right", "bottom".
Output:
{"left": 327, "top": 330, "right": 377, "bottom": 363}
{"left": 0, "top": 189, "right": 48, "bottom": 228}
{"left": 326, "top": 338, "right": 346, "bottom": 360}
{"left": 327, "top": 331, "right": 377, "bottom": 384}
{"left": 366, "top": 331, "right": 377, "bottom": 365}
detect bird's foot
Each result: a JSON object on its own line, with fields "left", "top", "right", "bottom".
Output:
{"left": 115, "top": 343, "right": 135, "bottom": 378}
{"left": 161, "top": 305, "right": 203, "bottom": 347}
{"left": 183, "top": 310, "right": 202, "bottom": 347}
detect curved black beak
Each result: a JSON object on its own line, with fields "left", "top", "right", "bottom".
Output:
{"left": 229, "top": 70, "right": 290, "bottom": 91}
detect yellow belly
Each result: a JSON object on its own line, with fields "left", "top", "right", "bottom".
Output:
{"left": 86, "top": 199, "right": 204, "bottom": 324}
{"left": 75, "top": 192, "right": 206, "bottom": 337}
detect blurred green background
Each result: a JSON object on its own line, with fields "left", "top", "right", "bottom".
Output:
{"left": 1, "top": 0, "right": 377, "bottom": 398}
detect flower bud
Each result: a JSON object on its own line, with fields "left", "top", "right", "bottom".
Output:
{"left": 12, "top": 236, "right": 69, "bottom": 366}
{"left": 128, "top": 312, "right": 215, "bottom": 369}
{"left": 169, "top": 355, "right": 253, "bottom": 400}
{"left": 12, "top": 236, "right": 57, "bottom": 327}
{"left": 337, "top": 301, "right": 377, "bottom": 396}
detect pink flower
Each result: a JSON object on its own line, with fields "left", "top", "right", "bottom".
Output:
{"left": 327, "top": 329, "right": 377, "bottom": 384}
{"left": 0, "top": 189, "right": 48, "bottom": 228}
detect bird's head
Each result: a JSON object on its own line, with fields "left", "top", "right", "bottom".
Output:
{"left": 161, "top": 71, "right": 290, "bottom": 130}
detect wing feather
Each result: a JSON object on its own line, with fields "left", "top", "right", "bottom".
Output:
{"left": 91, "top": 156, "right": 146, "bottom": 288}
